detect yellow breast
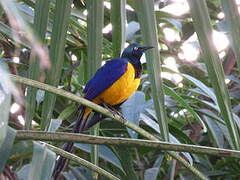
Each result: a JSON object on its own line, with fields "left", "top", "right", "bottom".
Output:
{"left": 83, "top": 62, "right": 140, "bottom": 118}
{"left": 96, "top": 62, "right": 140, "bottom": 105}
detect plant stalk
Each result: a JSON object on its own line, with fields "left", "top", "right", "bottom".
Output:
{"left": 15, "top": 130, "right": 240, "bottom": 159}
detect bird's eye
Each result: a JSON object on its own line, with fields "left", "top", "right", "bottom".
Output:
{"left": 133, "top": 47, "right": 138, "bottom": 51}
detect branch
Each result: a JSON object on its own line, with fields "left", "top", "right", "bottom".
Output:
{"left": 43, "top": 143, "right": 120, "bottom": 180}
{"left": 10, "top": 74, "right": 207, "bottom": 180}
{"left": 17, "top": 130, "right": 240, "bottom": 158}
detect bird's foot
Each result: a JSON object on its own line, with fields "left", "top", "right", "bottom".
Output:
{"left": 102, "top": 103, "right": 125, "bottom": 120}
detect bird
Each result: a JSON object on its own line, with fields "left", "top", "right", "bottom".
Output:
{"left": 52, "top": 43, "right": 154, "bottom": 179}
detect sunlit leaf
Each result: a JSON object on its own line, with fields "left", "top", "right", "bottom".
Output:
{"left": 121, "top": 91, "right": 146, "bottom": 138}
{"left": 188, "top": 0, "right": 240, "bottom": 149}
{"left": 28, "top": 142, "right": 56, "bottom": 180}
{"left": 140, "top": 113, "right": 193, "bottom": 165}
{"left": 183, "top": 74, "right": 217, "bottom": 105}
{"left": 0, "top": 64, "right": 13, "bottom": 148}
{"left": 203, "top": 116, "right": 224, "bottom": 148}
{"left": 48, "top": 119, "right": 62, "bottom": 132}
{"left": 57, "top": 105, "right": 76, "bottom": 121}
{"left": 0, "top": 127, "right": 16, "bottom": 172}
{"left": 114, "top": 146, "right": 137, "bottom": 180}
{"left": 74, "top": 143, "right": 124, "bottom": 172}
{"left": 41, "top": 0, "right": 73, "bottom": 129}
{"left": 164, "top": 85, "right": 207, "bottom": 132}
{"left": 134, "top": 0, "right": 169, "bottom": 141}
{"left": 144, "top": 155, "right": 164, "bottom": 180}
{"left": 25, "top": 0, "right": 50, "bottom": 129}
{"left": 111, "top": 0, "right": 126, "bottom": 57}
{"left": 86, "top": 0, "right": 104, "bottom": 173}
{"left": 220, "top": 0, "right": 240, "bottom": 69}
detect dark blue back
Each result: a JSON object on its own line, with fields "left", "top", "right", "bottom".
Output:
{"left": 83, "top": 58, "right": 128, "bottom": 100}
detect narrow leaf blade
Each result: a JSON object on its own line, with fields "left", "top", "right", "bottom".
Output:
{"left": 133, "top": 0, "right": 169, "bottom": 141}
{"left": 41, "top": 0, "right": 73, "bottom": 129}
{"left": 111, "top": 0, "right": 126, "bottom": 57}
{"left": 25, "top": 0, "right": 50, "bottom": 129}
{"left": 188, "top": 0, "right": 240, "bottom": 150}
{"left": 28, "top": 142, "right": 56, "bottom": 180}
{"left": 0, "top": 127, "right": 16, "bottom": 172}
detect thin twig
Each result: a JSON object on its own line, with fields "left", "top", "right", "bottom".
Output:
{"left": 16, "top": 130, "right": 240, "bottom": 158}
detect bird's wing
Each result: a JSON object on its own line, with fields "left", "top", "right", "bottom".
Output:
{"left": 83, "top": 58, "right": 128, "bottom": 100}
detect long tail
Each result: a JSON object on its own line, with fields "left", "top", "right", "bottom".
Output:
{"left": 52, "top": 106, "right": 87, "bottom": 180}
{"left": 52, "top": 105, "right": 106, "bottom": 179}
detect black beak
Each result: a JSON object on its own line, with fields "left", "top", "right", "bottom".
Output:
{"left": 138, "top": 46, "right": 154, "bottom": 51}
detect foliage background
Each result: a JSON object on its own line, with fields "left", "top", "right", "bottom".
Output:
{"left": 0, "top": 0, "right": 240, "bottom": 179}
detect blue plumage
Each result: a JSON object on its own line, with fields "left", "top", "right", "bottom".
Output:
{"left": 52, "top": 43, "right": 154, "bottom": 179}
{"left": 83, "top": 58, "right": 128, "bottom": 100}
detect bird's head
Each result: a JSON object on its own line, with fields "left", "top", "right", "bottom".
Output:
{"left": 121, "top": 43, "right": 154, "bottom": 64}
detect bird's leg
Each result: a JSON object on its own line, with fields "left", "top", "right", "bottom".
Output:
{"left": 102, "top": 102, "right": 125, "bottom": 120}
{"left": 83, "top": 112, "right": 105, "bottom": 130}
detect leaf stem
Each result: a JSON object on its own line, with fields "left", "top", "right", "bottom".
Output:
{"left": 16, "top": 130, "right": 240, "bottom": 159}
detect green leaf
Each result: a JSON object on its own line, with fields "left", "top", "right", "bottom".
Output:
{"left": 0, "top": 127, "right": 16, "bottom": 172}
{"left": 17, "top": 164, "right": 31, "bottom": 180}
{"left": 46, "top": 143, "right": 120, "bottom": 180}
{"left": 11, "top": 141, "right": 33, "bottom": 158}
{"left": 48, "top": 119, "right": 62, "bottom": 132}
{"left": 155, "top": 10, "right": 186, "bottom": 20}
{"left": 121, "top": 91, "right": 146, "bottom": 138}
{"left": 25, "top": 0, "right": 50, "bottom": 129}
{"left": 181, "top": 94, "right": 220, "bottom": 113}
{"left": 197, "top": 109, "right": 224, "bottom": 124}
{"left": 144, "top": 155, "right": 164, "bottom": 180}
{"left": 36, "top": 90, "right": 45, "bottom": 107}
{"left": 114, "top": 146, "right": 138, "bottom": 180}
{"left": 67, "top": 166, "right": 93, "bottom": 180}
{"left": 28, "top": 142, "right": 56, "bottom": 180}
{"left": 41, "top": 0, "right": 73, "bottom": 129}
{"left": 133, "top": 0, "right": 169, "bottom": 141}
{"left": 0, "top": 93, "right": 11, "bottom": 148}
{"left": 86, "top": 0, "right": 104, "bottom": 78}
{"left": 220, "top": 0, "right": 240, "bottom": 70}
{"left": 169, "top": 135, "right": 193, "bottom": 165}
{"left": 203, "top": 116, "right": 224, "bottom": 148}
{"left": 74, "top": 143, "right": 124, "bottom": 173}
{"left": 182, "top": 74, "right": 217, "bottom": 104}
{"left": 111, "top": 0, "right": 126, "bottom": 57}
{"left": 188, "top": 0, "right": 240, "bottom": 149}
{"left": 140, "top": 113, "right": 193, "bottom": 164}
{"left": 163, "top": 85, "right": 207, "bottom": 132}
{"left": 169, "top": 124, "right": 196, "bottom": 145}
{"left": 86, "top": 0, "right": 104, "bottom": 175}
{"left": 57, "top": 105, "right": 76, "bottom": 121}
{"left": 163, "top": 18, "right": 182, "bottom": 32}
{"left": 168, "top": 160, "right": 177, "bottom": 180}
{"left": 217, "top": 122, "right": 234, "bottom": 148}
{"left": 0, "top": 63, "right": 14, "bottom": 147}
